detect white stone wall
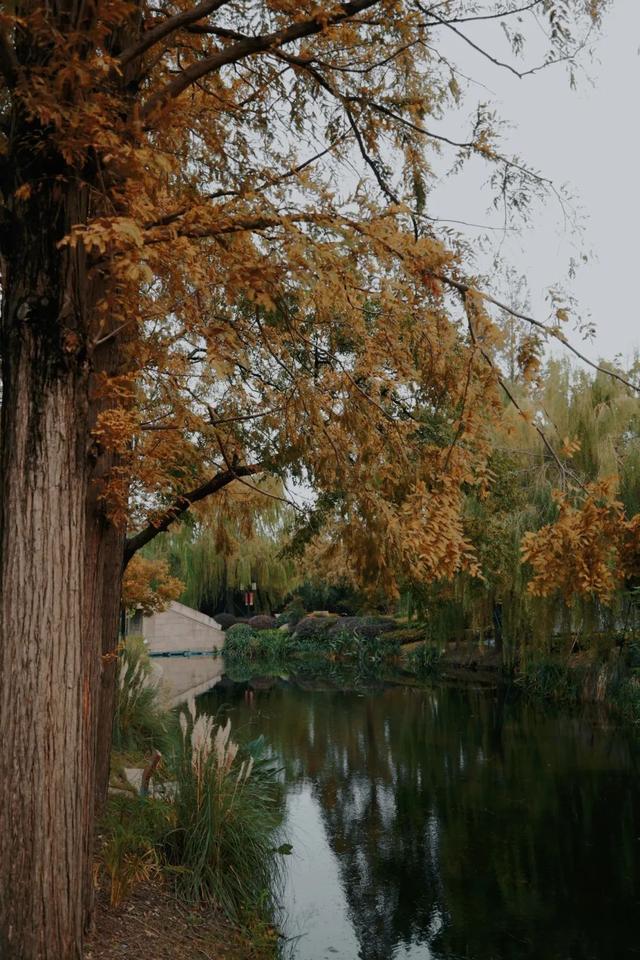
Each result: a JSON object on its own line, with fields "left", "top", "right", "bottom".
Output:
{"left": 143, "top": 601, "right": 224, "bottom": 655}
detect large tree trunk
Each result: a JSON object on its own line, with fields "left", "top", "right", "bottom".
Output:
{"left": 0, "top": 327, "right": 94, "bottom": 959}
{"left": 0, "top": 153, "right": 124, "bottom": 955}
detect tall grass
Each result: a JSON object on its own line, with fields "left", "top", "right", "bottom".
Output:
{"left": 165, "top": 701, "right": 284, "bottom": 919}
{"left": 405, "top": 642, "right": 444, "bottom": 678}
{"left": 100, "top": 795, "right": 170, "bottom": 906}
{"left": 113, "top": 635, "right": 167, "bottom": 753}
{"left": 102, "top": 696, "right": 285, "bottom": 927}
{"left": 225, "top": 624, "right": 293, "bottom": 661}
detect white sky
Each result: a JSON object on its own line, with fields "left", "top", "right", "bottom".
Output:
{"left": 428, "top": 0, "right": 640, "bottom": 367}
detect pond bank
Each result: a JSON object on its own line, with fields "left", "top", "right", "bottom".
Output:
{"left": 86, "top": 881, "right": 278, "bottom": 960}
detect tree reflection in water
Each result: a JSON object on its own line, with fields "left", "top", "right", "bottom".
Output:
{"left": 201, "top": 679, "right": 640, "bottom": 960}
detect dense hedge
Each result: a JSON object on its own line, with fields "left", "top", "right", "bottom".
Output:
{"left": 293, "top": 615, "right": 340, "bottom": 645}
{"left": 248, "top": 614, "right": 278, "bottom": 630}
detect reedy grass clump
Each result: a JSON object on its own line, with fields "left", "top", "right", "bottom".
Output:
{"left": 516, "top": 657, "right": 581, "bottom": 701}
{"left": 113, "top": 635, "right": 167, "bottom": 752}
{"left": 103, "top": 698, "right": 285, "bottom": 924}
{"left": 99, "top": 794, "right": 171, "bottom": 906}
{"left": 405, "top": 642, "right": 444, "bottom": 677}
{"left": 166, "top": 701, "right": 284, "bottom": 918}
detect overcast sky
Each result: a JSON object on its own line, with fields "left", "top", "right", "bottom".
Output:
{"left": 428, "top": 0, "right": 640, "bottom": 368}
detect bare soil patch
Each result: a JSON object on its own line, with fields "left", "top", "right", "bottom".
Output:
{"left": 86, "top": 883, "right": 277, "bottom": 960}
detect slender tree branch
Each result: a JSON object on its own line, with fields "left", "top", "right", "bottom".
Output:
{"left": 433, "top": 272, "right": 640, "bottom": 393}
{"left": 140, "top": 0, "right": 383, "bottom": 118}
{"left": 466, "top": 315, "right": 584, "bottom": 491}
{"left": 418, "top": 0, "right": 544, "bottom": 26}
{"left": 118, "top": 0, "right": 232, "bottom": 69}
{"left": 123, "top": 463, "right": 261, "bottom": 564}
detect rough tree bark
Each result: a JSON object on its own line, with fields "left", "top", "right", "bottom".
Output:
{"left": 0, "top": 128, "right": 124, "bottom": 954}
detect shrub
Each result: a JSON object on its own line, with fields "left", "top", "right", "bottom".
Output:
{"left": 406, "top": 642, "right": 444, "bottom": 677}
{"left": 293, "top": 614, "right": 340, "bottom": 649}
{"left": 516, "top": 658, "right": 578, "bottom": 700}
{"left": 113, "top": 635, "right": 167, "bottom": 752}
{"left": 249, "top": 614, "right": 278, "bottom": 630}
{"left": 214, "top": 612, "right": 237, "bottom": 631}
{"left": 99, "top": 795, "right": 170, "bottom": 906}
{"left": 254, "top": 628, "right": 293, "bottom": 659}
{"left": 224, "top": 624, "right": 296, "bottom": 661}
{"left": 224, "top": 623, "right": 258, "bottom": 659}
{"left": 282, "top": 596, "right": 307, "bottom": 627}
{"left": 100, "top": 709, "right": 286, "bottom": 924}
{"left": 351, "top": 630, "right": 401, "bottom": 664}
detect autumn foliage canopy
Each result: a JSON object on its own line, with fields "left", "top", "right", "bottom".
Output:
{"left": 1, "top": 0, "right": 616, "bottom": 600}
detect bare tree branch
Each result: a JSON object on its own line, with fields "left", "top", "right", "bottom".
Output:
{"left": 118, "top": 0, "right": 232, "bottom": 69}
{"left": 466, "top": 314, "right": 586, "bottom": 491}
{"left": 123, "top": 462, "right": 261, "bottom": 564}
{"left": 140, "top": 0, "right": 383, "bottom": 118}
{"left": 434, "top": 272, "right": 640, "bottom": 393}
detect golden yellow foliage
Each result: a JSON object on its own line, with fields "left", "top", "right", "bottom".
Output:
{"left": 121, "top": 555, "right": 184, "bottom": 615}
{"left": 522, "top": 480, "right": 640, "bottom": 604}
{"left": 0, "top": 0, "right": 610, "bottom": 594}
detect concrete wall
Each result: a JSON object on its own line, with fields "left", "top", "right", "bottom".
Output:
{"left": 143, "top": 601, "right": 225, "bottom": 655}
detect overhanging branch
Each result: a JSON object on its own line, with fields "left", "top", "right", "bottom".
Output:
{"left": 118, "top": 0, "right": 232, "bottom": 69}
{"left": 140, "top": 0, "right": 383, "bottom": 118}
{"left": 123, "top": 462, "right": 261, "bottom": 566}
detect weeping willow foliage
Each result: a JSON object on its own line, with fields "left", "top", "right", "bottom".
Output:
{"left": 144, "top": 478, "right": 298, "bottom": 615}
{"left": 401, "top": 358, "right": 640, "bottom": 663}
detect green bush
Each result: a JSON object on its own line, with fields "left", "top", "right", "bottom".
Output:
{"left": 406, "top": 642, "right": 444, "bottom": 677}
{"left": 225, "top": 624, "right": 294, "bottom": 661}
{"left": 255, "top": 628, "right": 293, "bottom": 659}
{"left": 516, "top": 658, "right": 578, "bottom": 700}
{"left": 249, "top": 614, "right": 278, "bottom": 630}
{"left": 282, "top": 596, "right": 307, "bottom": 627}
{"left": 225, "top": 623, "right": 258, "bottom": 658}
{"left": 353, "top": 630, "right": 401, "bottom": 663}
{"left": 99, "top": 794, "right": 171, "bottom": 906}
{"left": 113, "top": 635, "right": 167, "bottom": 752}
{"left": 293, "top": 614, "right": 340, "bottom": 649}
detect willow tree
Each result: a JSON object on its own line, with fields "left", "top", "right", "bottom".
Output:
{"left": 0, "top": 1, "right": 609, "bottom": 957}
{"left": 144, "top": 478, "right": 298, "bottom": 614}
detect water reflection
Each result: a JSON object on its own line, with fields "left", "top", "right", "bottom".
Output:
{"left": 152, "top": 653, "right": 223, "bottom": 706}
{"left": 200, "top": 679, "right": 640, "bottom": 960}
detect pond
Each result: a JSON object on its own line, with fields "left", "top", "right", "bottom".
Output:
{"left": 199, "top": 673, "right": 640, "bottom": 960}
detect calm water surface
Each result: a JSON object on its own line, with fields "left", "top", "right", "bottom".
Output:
{"left": 200, "top": 677, "right": 640, "bottom": 960}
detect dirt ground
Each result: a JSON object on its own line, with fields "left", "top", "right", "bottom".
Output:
{"left": 85, "top": 883, "right": 278, "bottom": 960}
